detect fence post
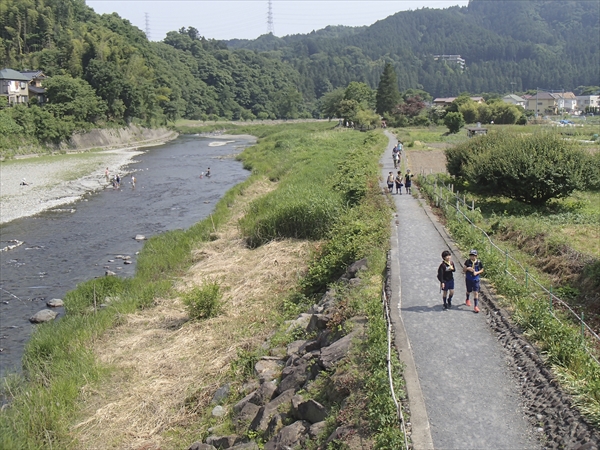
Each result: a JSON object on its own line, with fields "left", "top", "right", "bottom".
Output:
{"left": 471, "top": 200, "right": 475, "bottom": 211}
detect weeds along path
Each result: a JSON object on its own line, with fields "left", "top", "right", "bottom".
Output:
{"left": 72, "top": 178, "right": 313, "bottom": 449}
{"left": 384, "top": 130, "right": 599, "bottom": 449}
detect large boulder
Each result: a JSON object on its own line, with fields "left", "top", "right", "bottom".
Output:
{"left": 306, "top": 314, "right": 330, "bottom": 333}
{"left": 296, "top": 399, "right": 327, "bottom": 424}
{"left": 249, "top": 389, "right": 295, "bottom": 432}
{"left": 205, "top": 435, "right": 238, "bottom": 449}
{"left": 254, "top": 357, "right": 284, "bottom": 383}
{"left": 277, "top": 354, "right": 319, "bottom": 394}
{"left": 233, "top": 402, "right": 260, "bottom": 433}
{"left": 229, "top": 443, "right": 259, "bottom": 450}
{"left": 264, "top": 420, "right": 310, "bottom": 450}
{"left": 46, "top": 298, "right": 64, "bottom": 308}
{"left": 211, "top": 384, "right": 231, "bottom": 405}
{"left": 29, "top": 309, "right": 57, "bottom": 323}
{"left": 318, "top": 330, "right": 359, "bottom": 370}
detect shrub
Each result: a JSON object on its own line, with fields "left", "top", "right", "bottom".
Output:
{"left": 463, "top": 132, "right": 588, "bottom": 205}
{"left": 444, "top": 111, "right": 465, "bottom": 134}
{"left": 182, "top": 281, "right": 222, "bottom": 320}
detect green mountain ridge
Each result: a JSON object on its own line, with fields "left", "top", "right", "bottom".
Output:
{"left": 0, "top": 0, "right": 598, "bottom": 136}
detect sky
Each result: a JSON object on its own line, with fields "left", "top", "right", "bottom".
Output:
{"left": 86, "top": 0, "right": 469, "bottom": 42}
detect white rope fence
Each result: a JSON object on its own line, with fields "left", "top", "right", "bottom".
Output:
{"left": 421, "top": 175, "right": 600, "bottom": 366}
{"left": 382, "top": 285, "right": 409, "bottom": 450}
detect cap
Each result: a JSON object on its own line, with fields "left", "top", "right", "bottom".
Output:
{"left": 469, "top": 249, "right": 478, "bottom": 256}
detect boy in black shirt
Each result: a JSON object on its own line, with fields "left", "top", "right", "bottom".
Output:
{"left": 437, "top": 250, "right": 456, "bottom": 309}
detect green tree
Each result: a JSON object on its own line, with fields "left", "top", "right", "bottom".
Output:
{"left": 43, "top": 75, "right": 106, "bottom": 124}
{"left": 375, "top": 63, "right": 401, "bottom": 115}
{"left": 344, "top": 82, "right": 375, "bottom": 109}
{"left": 458, "top": 101, "right": 478, "bottom": 124}
{"left": 319, "top": 87, "right": 345, "bottom": 119}
{"left": 444, "top": 111, "right": 465, "bottom": 134}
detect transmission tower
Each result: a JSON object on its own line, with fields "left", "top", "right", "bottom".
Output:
{"left": 145, "top": 12, "right": 151, "bottom": 40}
{"left": 267, "top": 0, "right": 274, "bottom": 35}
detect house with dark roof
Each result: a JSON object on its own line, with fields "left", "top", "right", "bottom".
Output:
{"left": 20, "top": 70, "right": 47, "bottom": 104}
{"left": 0, "top": 68, "right": 30, "bottom": 105}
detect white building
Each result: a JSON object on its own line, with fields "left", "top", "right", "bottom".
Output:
{"left": 576, "top": 95, "right": 600, "bottom": 112}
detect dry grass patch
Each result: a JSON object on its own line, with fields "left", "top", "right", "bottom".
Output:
{"left": 71, "top": 178, "right": 313, "bottom": 449}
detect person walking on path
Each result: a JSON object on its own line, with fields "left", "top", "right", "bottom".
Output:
{"left": 404, "top": 169, "right": 413, "bottom": 194}
{"left": 437, "top": 250, "right": 456, "bottom": 309}
{"left": 393, "top": 148, "right": 400, "bottom": 169}
{"left": 464, "top": 249, "right": 484, "bottom": 313}
{"left": 394, "top": 171, "right": 403, "bottom": 194}
{"left": 387, "top": 171, "right": 395, "bottom": 193}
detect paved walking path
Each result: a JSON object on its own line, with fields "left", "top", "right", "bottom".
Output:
{"left": 382, "top": 132, "right": 539, "bottom": 449}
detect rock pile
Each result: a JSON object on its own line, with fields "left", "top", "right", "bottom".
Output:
{"left": 188, "top": 259, "right": 370, "bottom": 450}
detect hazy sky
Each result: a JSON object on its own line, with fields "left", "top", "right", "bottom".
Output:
{"left": 86, "top": 0, "right": 469, "bottom": 41}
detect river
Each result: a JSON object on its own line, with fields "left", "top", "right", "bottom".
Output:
{"left": 0, "top": 134, "right": 254, "bottom": 378}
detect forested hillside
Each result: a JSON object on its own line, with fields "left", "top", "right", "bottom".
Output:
{"left": 229, "top": 0, "right": 600, "bottom": 99}
{"left": 0, "top": 0, "right": 598, "bottom": 145}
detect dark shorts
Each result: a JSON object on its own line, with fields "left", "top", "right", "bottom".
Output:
{"left": 466, "top": 278, "right": 480, "bottom": 293}
{"left": 441, "top": 279, "right": 454, "bottom": 291}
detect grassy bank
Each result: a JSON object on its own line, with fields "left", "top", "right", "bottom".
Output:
{"left": 419, "top": 174, "right": 600, "bottom": 427}
{"left": 1, "top": 123, "right": 404, "bottom": 448}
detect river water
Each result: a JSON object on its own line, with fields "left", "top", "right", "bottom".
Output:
{"left": 0, "top": 135, "right": 254, "bottom": 378}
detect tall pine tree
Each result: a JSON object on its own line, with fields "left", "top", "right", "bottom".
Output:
{"left": 375, "top": 63, "right": 401, "bottom": 116}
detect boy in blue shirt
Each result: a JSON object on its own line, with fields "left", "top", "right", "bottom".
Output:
{"left": 463, "top": 249, "right": 484, "bottom": 313}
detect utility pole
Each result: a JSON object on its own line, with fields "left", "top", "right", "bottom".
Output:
{"left": 145, "top": 12, "right": 151, "bottom": 40}
{"left": 267, "top": 0, "right": 274, "bottom": 35}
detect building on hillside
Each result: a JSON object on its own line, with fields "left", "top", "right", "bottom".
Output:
{"left": 576, "top": 95, "right": 600, "bottom": 113}
{"left": 0, "top": 68, "right": 30, "bottom": 105}
{"left": 433, "top": 54, "right": 466, "bottom": 69}
{"left": 432, "top": 97, "right": 485, "bottom": 107}
{"left": 20, "top": 70, "right": 47, "bottom": 104}
{"left": 502, "top": 94, "right": 526, "bottom": 108}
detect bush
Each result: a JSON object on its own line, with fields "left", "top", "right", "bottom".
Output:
{"left": 461, "top": 132, "right": 588, "bottom": 205}
{"left": 182, "top": 281, "right": 222, "bottom": 320}
{"left": 444, "top": 111, "right": 465, "bottom": 134}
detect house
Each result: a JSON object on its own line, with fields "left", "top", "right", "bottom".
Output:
{"left": 20, "top": 70, "right": 47, "bottom": 104}
{"left": 432, "top": 97, "right": 486, "bottom": 107}
{"left": 502, "top": 94, "right": 526, "bottom": 108}
{"left": 554, "top": 92, "right": 577, "bottom": 113}
{"left": 525, "top": 91, "right": 557, "bottom": 115}
{"left": 0, "top": 68, "right": 30, "bottom": 105}
{"left": 576, "top": 95, "right": 600, "bottom": 113}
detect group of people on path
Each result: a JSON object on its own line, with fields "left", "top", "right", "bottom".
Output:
{"left": 387, "top": 170, "right": 413, "bottom": 195}
{"left": 437, "top": 249, "right": 484, "bottom": 312}
{"left": 387, "top": 140, "right": 413, "bottom": 195}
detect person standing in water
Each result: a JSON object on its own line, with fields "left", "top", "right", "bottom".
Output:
{"left": 205, "top": 167, "right": 211, "bottom": 178}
